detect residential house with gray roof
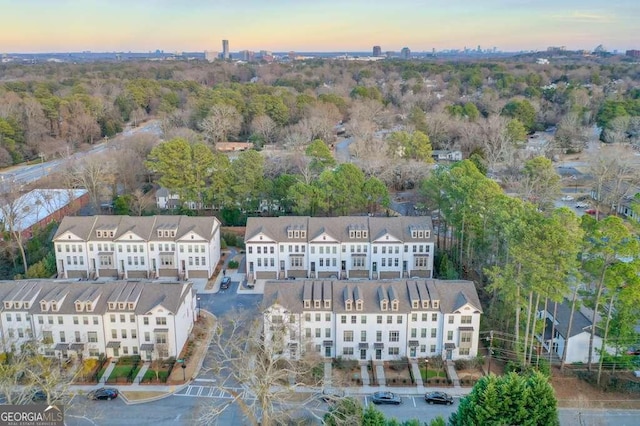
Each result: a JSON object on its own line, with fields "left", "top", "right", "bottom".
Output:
{"left": 0, "top": 280, "right": 196, "bottom": 362}
{"left": 245, "top": 216, "right": 435, "bottom": 281}
{"left": 263, "top": 279, "right": 481, "bottom": 362}
{"left": 53, "top": 215, "right": 221, "bottom": 280}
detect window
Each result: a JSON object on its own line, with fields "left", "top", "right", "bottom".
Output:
{"left": 352, "top": 257, "right": 365, "bottom": 268}
{"left": 397, "top": 315, "right": 403, "bottom": 324}
{"left": 421, "top": 328, "right": 427, "bottom": 338}
{"left": 111, "top": 330, "right": 117, "bottom": 339}
{"left": 376, "top": 331, "right": 382, "bottom": 342}
{"left": 57, "top": 316, "right": 63, "bottom": 324}
{"left": 315, "top": 313, "right": 321, "bottom": 322}
{"left": 110, "top": 314, "right": 116, "bottom": 323}
{"left": 73, "top": 316, "right": 78, "bottom": 325}
{"left": 343, "top": 347, "right": 354, "bottom": 355}
{"left": 88, "top": 332, "right": 98, "bottom": 343}
{"left": 432, "top": 313, "right": 438, "bottom": 321}
{"left": 305, "top": 328, "right": 311, "bottom": 338}
{"left": 461, "top": 315, "right": 472, "bottom": 324}
{"left": 361, "top": 331, "right": 367, "bottom": 342}
{"left": 326, "top": 313, "right": 331, "bottom": 322}
{"left": 121, "top": 329, "right": 127, "bottom": 339}
{"left": 6, "top": 314, "right": 11, "bottom": 322}
{"left": 144, "top": 332, "right": 150, "bottom": 342}
{"left": 448, "top": 316, "right": 454, "bottom": 324}
{"left": 48, "top": 316, "right": 53, "bottom": 325}
{"left": 315, "top": 328, "right": 321, "bottom": 338}
{"left": 120, "top": 314, "right": 126, "bottom": 323}
{"left": 459, "top": 348, "right": 470, "bottom": 356}
{"left": 377, "top": 316, "right": 382, "bottom": 324}
{"left": 415, "top": 257, "right": 428, "bottom": 268}
{"left": 59, "top": 331, "right": 66, "bottom": 342}
{"left": 155, "top": 333, "right": 167, "bottom": 344}
{"left": 130, "top": 314, "right": 135, "bottom": 322}
{"left": 343, "top": 331, "right": 353, "bottom": 342}
{"left": 75, "top": 331, "right": 81, "bottom": 342}
{"left": 460, "top": 331, "right": 472, "bottom": 344}
{"left": 361, "top": 315, "right": 367, "bottom": 324}
{"left": 304, "top": 313, "right": 311, "bottom": 321}
{"left": 389, "top": 331, "right": 399, "bottom": 342}
{"left": 325, "top": 328, "right": 331, "bottom": 338}
{"left": 388, "top": 347, "right": 399, "bottom": 355}
{"left": 386, "top": 315, "right": 392, "bottom": 324}
{"left": 341, "top": 315, "right": 347, "bottom": 324}
{"left": 430, "top": 345, "right": 436, "bottom": 353}
{"left": 411, "top": 328, "right": 417, "bottom": 338}
{"left": 431, "top": 329, "right": 437, "bottom": 338}
{"left": 447, "top": 331, "right": 453, "bottom": 340}
{"left": 422, "top": 313, "right": 428, "bottom": 321}
{"left": 156, "top": 317, "right": 167, "bottom": 325}
{"left": 93, "top": 317, "right": 99, "bottom": 325}
{"left": 143, "top": 317, "right": 149, "bottom": 325}
{"left": 351, "top": 315, "right": 356, "bottom": 324}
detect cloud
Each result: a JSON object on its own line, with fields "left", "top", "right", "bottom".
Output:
{"left": 551, "top": 11, "right": 615, "bottom": 23}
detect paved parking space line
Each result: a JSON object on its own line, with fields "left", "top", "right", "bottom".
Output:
{"left": 197, "top": 387, "right": 204, "bottom": 396}
{"left": 188, "top": 386, "right": 201, "bottom": 396}
{"left": 412, "top": 396, "right": 416, "bottom": 407}
{"left": 364, "top": 396, "right": 368, "bottom": 406}
{"left": 208, "top": 387, "right": 216, "bottom": 397}
{"left": 218, "top": 390, "right": 226, "bottom": 397}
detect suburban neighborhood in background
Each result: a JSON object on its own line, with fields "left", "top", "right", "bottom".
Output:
{"left": 0, "top": 39, "right": 640, "bottom": 426}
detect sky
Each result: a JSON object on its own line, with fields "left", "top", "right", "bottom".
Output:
{"left": 1, "top": 0, "right": 638, "bottom": 53}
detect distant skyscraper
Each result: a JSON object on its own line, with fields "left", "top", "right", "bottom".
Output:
{"left": 204, "top": 50, "right": 218, "bottom": 62}
{"left": 222, "top": 39, "right": 230, "bottom": 59}
{"left": 400, "top": 47, "right": 411, "bottom": 59}
{"left": 373, "top": 45, "right": 382, "bottom": 57}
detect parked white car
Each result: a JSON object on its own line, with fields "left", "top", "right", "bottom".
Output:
{"left": 561, "top": 195, "right": 574, "bottom": 201}
{"left": 575, "top": 202, "right": 589, "bottom": 208}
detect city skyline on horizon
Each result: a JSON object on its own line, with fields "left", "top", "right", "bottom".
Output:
{"left": 1, "top": 0, "right": 638, "bottom": 54}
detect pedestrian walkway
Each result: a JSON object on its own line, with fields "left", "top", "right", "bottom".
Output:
{"left": 410, "top": 360, "right": 424, "bottom": 387}
{"left": 133, "top": 362, "right": 150, "bottom": 383}
{"left": 360, "top": 364, "right": 370, "bottom": 386}
{"left": 324, "top": 362, "right": 332, "bottom": 386}
{"left": 375, "top": 363, "right": 386, "bottom": 386}
{"left": 100, "top": 361, "right": 116, "bottom": 384}
{"left": 446, "top": 361, "right": 461, "bottom": 387}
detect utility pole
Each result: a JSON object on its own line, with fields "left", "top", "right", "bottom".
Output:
{"left": 487, "top": 330, "right": 494, "bottom": 375}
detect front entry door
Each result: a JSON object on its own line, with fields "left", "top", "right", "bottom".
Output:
{"left": 375, "top": 349, "right": 382, "bottom": 360}
{"left": 325, "top": 346, "right": 331, "bottom": 357}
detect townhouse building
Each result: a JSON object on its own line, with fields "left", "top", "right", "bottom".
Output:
{"left": 0, "top": 280, "right": 196, "bottom": 362}
{"left": 245, "top": 216, "right": 435, "bottom": 281}
{"left": 53, "top": 215, "right": 221, "bottom": 280}
{"left": 262, "top": 279, "right": 482, "bottom": 362}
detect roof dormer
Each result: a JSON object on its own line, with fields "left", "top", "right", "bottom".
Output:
{"left": 388, "top": 287, "right": 399, "bottom": 311}
{"left": 287, "top": 224, "right": 306, "bottom": 239}
{"left": 75, "top": 301, "right": 84, "bottom": 312}
{"left": 354, "top": 286, "right": 363, "bottom": 311}
{"left": 410, "top": 224, "right": 431, "bottom": 239}
{"left": 432, "top": 299, "right": 440, "bottom": 309}
{"left": 40, "top": 300, "right": 48, "bottom": 311}
{"left": 378, "top": 287, "right": 388, "bottom": 311}
{"left": 3, "top": 301, "right": 11, "bottom": 309}
{"left": 348, "top": 223, "right": 368, "bottom": 239}
{"left": 96, "top": 225, "right": 117, "bottom": 239}
{"left": 343, "top": 287, "right": 353, "bottom": 311}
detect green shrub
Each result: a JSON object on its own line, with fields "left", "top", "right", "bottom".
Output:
{"left": 228, "top": 260, "right": 239, "bottom": 269}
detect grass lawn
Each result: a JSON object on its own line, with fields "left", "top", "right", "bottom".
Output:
{"left": 109, "top": 365, "right": 140, "bottom": 380}
{"left": 420, "top": 367, "right": 448, "bottom": 382}
{"left": 142, "top": 369, "right": 169, "bottom": 382}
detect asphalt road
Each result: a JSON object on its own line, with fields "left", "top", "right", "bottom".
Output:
{"left": 0, "top": 120, "right": 162, "bottom": 190}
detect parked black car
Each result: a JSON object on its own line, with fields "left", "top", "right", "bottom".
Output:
{"left": 220, "top": 276, "right": 231, "bottom": 289}
{"left": 371, "top": 391, "right": 402, "bottom": 405}
{"left": 320, "top": 388, "right": 346, "bottom": 403}
{"left": 424, "top": 391, "right": 454, "bottom": 405}
{"left": 87, "top": 388, "right": 118, "bottom": 401}
{"left": 31, "top": 390, "right": 47, "bottom": 402}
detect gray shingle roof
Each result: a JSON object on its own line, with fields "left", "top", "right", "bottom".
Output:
{"left": 0, "top": 280, "right": 192, "bottom": 316}
{"left": 53, "top": 215, "right": 220, "bottom": 242}
{"left": 263, "top": 279, "right": 482, "bottom": 314}
{"left": 247, "top": 216, "right": 435, "bottom": 244}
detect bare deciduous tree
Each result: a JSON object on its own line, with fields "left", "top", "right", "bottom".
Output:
{"left": 199, "top": 104, "right": 242, "bottom": 145}
{"left": 198, "top": 310, "right": 325, "bottom": 426}
{"left": 250, "top": 114, "right": 278, "bottom": 145}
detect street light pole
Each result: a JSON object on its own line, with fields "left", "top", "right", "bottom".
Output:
{"left": 197, "top": 297, "right": 201, "bottom": 320}
{"left": 425, "top": 358, "right": 429, "bottom": 387}
{"left": 181, "top": 363, "right": 187, "bottom": 382}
